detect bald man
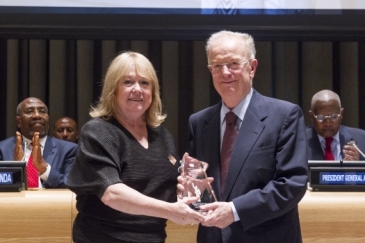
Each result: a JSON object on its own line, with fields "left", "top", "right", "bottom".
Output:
{"left": 53, "top": 117, "right": 79, "bottom": 143}
{"left": 307, "top": 90, "right": 365, "bottom": 161}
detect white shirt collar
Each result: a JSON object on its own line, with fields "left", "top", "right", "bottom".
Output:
{"left": 220, "top": 88, "right": 253, "bottom": 126}
{"left": 22, "top": 135, "right": 47, "bottom": 149}
{"left": 317, "top": 132, "right": 340, "bottom": 145}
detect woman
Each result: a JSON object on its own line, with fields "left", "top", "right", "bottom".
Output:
{"left": 66, "top": 51, "right": 204, "bottom": 243}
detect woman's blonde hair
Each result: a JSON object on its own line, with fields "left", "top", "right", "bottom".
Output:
{"left": 90, "top": 51, "right": 166, "bottom": 128}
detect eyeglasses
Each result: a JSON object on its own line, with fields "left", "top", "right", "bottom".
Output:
{"left": 208, "top": 59, "right": 250, "bottom": 73}
{"left": 23, "top": 107, "right": 48, "bottom": 115}
{"left": 313, "top": 114, "right": 341, "bottom": 122}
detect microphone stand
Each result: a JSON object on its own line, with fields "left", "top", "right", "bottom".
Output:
{"left": 349, "top": 141, "right": 365, "bottom": 159}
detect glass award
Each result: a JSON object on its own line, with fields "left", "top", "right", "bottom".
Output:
{"left": 179, "top": 155, "right": 217, "bottom": 211}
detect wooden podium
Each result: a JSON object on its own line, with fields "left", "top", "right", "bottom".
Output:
{"left": 1, "top": 190, "right": 365, "bottom": 242}
{"left": 0, "top": 189, "right": 76, "bottom": 242}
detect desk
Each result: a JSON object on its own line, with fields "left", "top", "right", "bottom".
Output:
{"left": 0, "top": 189, "right": 76, "bottom": 243}
{"left": 299, "top": 191, "right": 365, "bottom": 242}
{"left": 1, "top": 190, "right": 365, "bottom": 242}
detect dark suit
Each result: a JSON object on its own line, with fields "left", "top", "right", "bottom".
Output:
{"left": 307, "top": 125, "right": 365, "bottom": 160}
{"left": 0, "top": 136, "right": 77, "bottom": 188}
{"left": 187, "top": 90, "right": 308, "bottom": 243}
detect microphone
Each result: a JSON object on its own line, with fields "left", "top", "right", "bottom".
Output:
{"left": 348, "top": 140, "right": 365, "bottom": 159}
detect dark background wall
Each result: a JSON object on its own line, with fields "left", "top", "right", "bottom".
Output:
{"left": 1, "top": 13, "right": 365, "bottom": 157}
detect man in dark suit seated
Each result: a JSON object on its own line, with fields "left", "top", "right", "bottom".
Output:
{"left": 0, "top": 97, "right": 77, "bottom": 188}
{"left": 307, "top": 89, "right": 365, "bottom": 161}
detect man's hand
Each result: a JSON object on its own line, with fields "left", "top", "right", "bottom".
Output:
{"left": 199, "top": 202, "right": 234, "bottom": 229}
{"left": 31, "top": 132, "right": 48, "bottom": 174}
{"left": 14, "top": 131, "right": 24, "bottom": 161}
{"left": 343, "top": 142, "right": 360, "bottom": 161}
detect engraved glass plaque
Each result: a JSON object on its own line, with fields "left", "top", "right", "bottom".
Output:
{"left": 179, "top": 155, "right": 217, "bottom": 211}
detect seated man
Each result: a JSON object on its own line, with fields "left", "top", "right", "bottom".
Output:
{"left": 0, "top": 97, "right": 77, "bottom": 188}
{"left": 53, "top": 116, "right": 79, "bottom": 143}
{"left": 307, "top": 89, "right": 365, "bottom": 161}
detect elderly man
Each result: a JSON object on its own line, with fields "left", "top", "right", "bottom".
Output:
{"left": 183, "top": 30, "right": 308, "bottom": 243}
{"left": 0, "top": 97, "right": 77, "bottom": 188}
{"left": 307, "top": 89, "right": 365, "bottom": 161}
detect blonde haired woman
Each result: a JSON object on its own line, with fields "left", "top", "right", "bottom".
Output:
{"left": 67, "top": 52, "right": 204, "bottom": 243}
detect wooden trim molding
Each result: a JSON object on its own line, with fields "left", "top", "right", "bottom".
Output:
{"left": 1, "top": 190, "right": 365, "bottom": 242}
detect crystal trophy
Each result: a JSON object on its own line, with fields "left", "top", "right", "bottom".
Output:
{"left": 179, "top": 155, "right": 217, "bottom": 211}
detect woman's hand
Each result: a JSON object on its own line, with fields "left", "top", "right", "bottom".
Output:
{"left": 169, "top": 199, "right": 205, "bottom": 225}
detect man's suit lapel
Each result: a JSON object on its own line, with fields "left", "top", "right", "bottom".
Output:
{"left": 11, "top": 137, "right": 16, "bottom": 159}
{"left": 339, "top": 126, "right": 352, "bottom": 158}
{"left": 222, "top": 91, "right": 267, "bottom": 200}
{"left": 42, "top": 137, "right": 57, "bottom": 166}
{"left": 307, "top": 127, "right": 324, "bottom": 160}
{"left": 202, "top": 103, "right": 222, "bottom": 198}
{"left": 307, "top": 126, "right": 352, "bottom": 160}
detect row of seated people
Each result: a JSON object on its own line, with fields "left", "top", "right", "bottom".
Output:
{"left": 0, "top": 90, "right": 365, "bottom": 189}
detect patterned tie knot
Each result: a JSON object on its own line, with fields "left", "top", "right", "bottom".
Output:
{"left": 226, "top": 111, "right": 237, "bottom": 125}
